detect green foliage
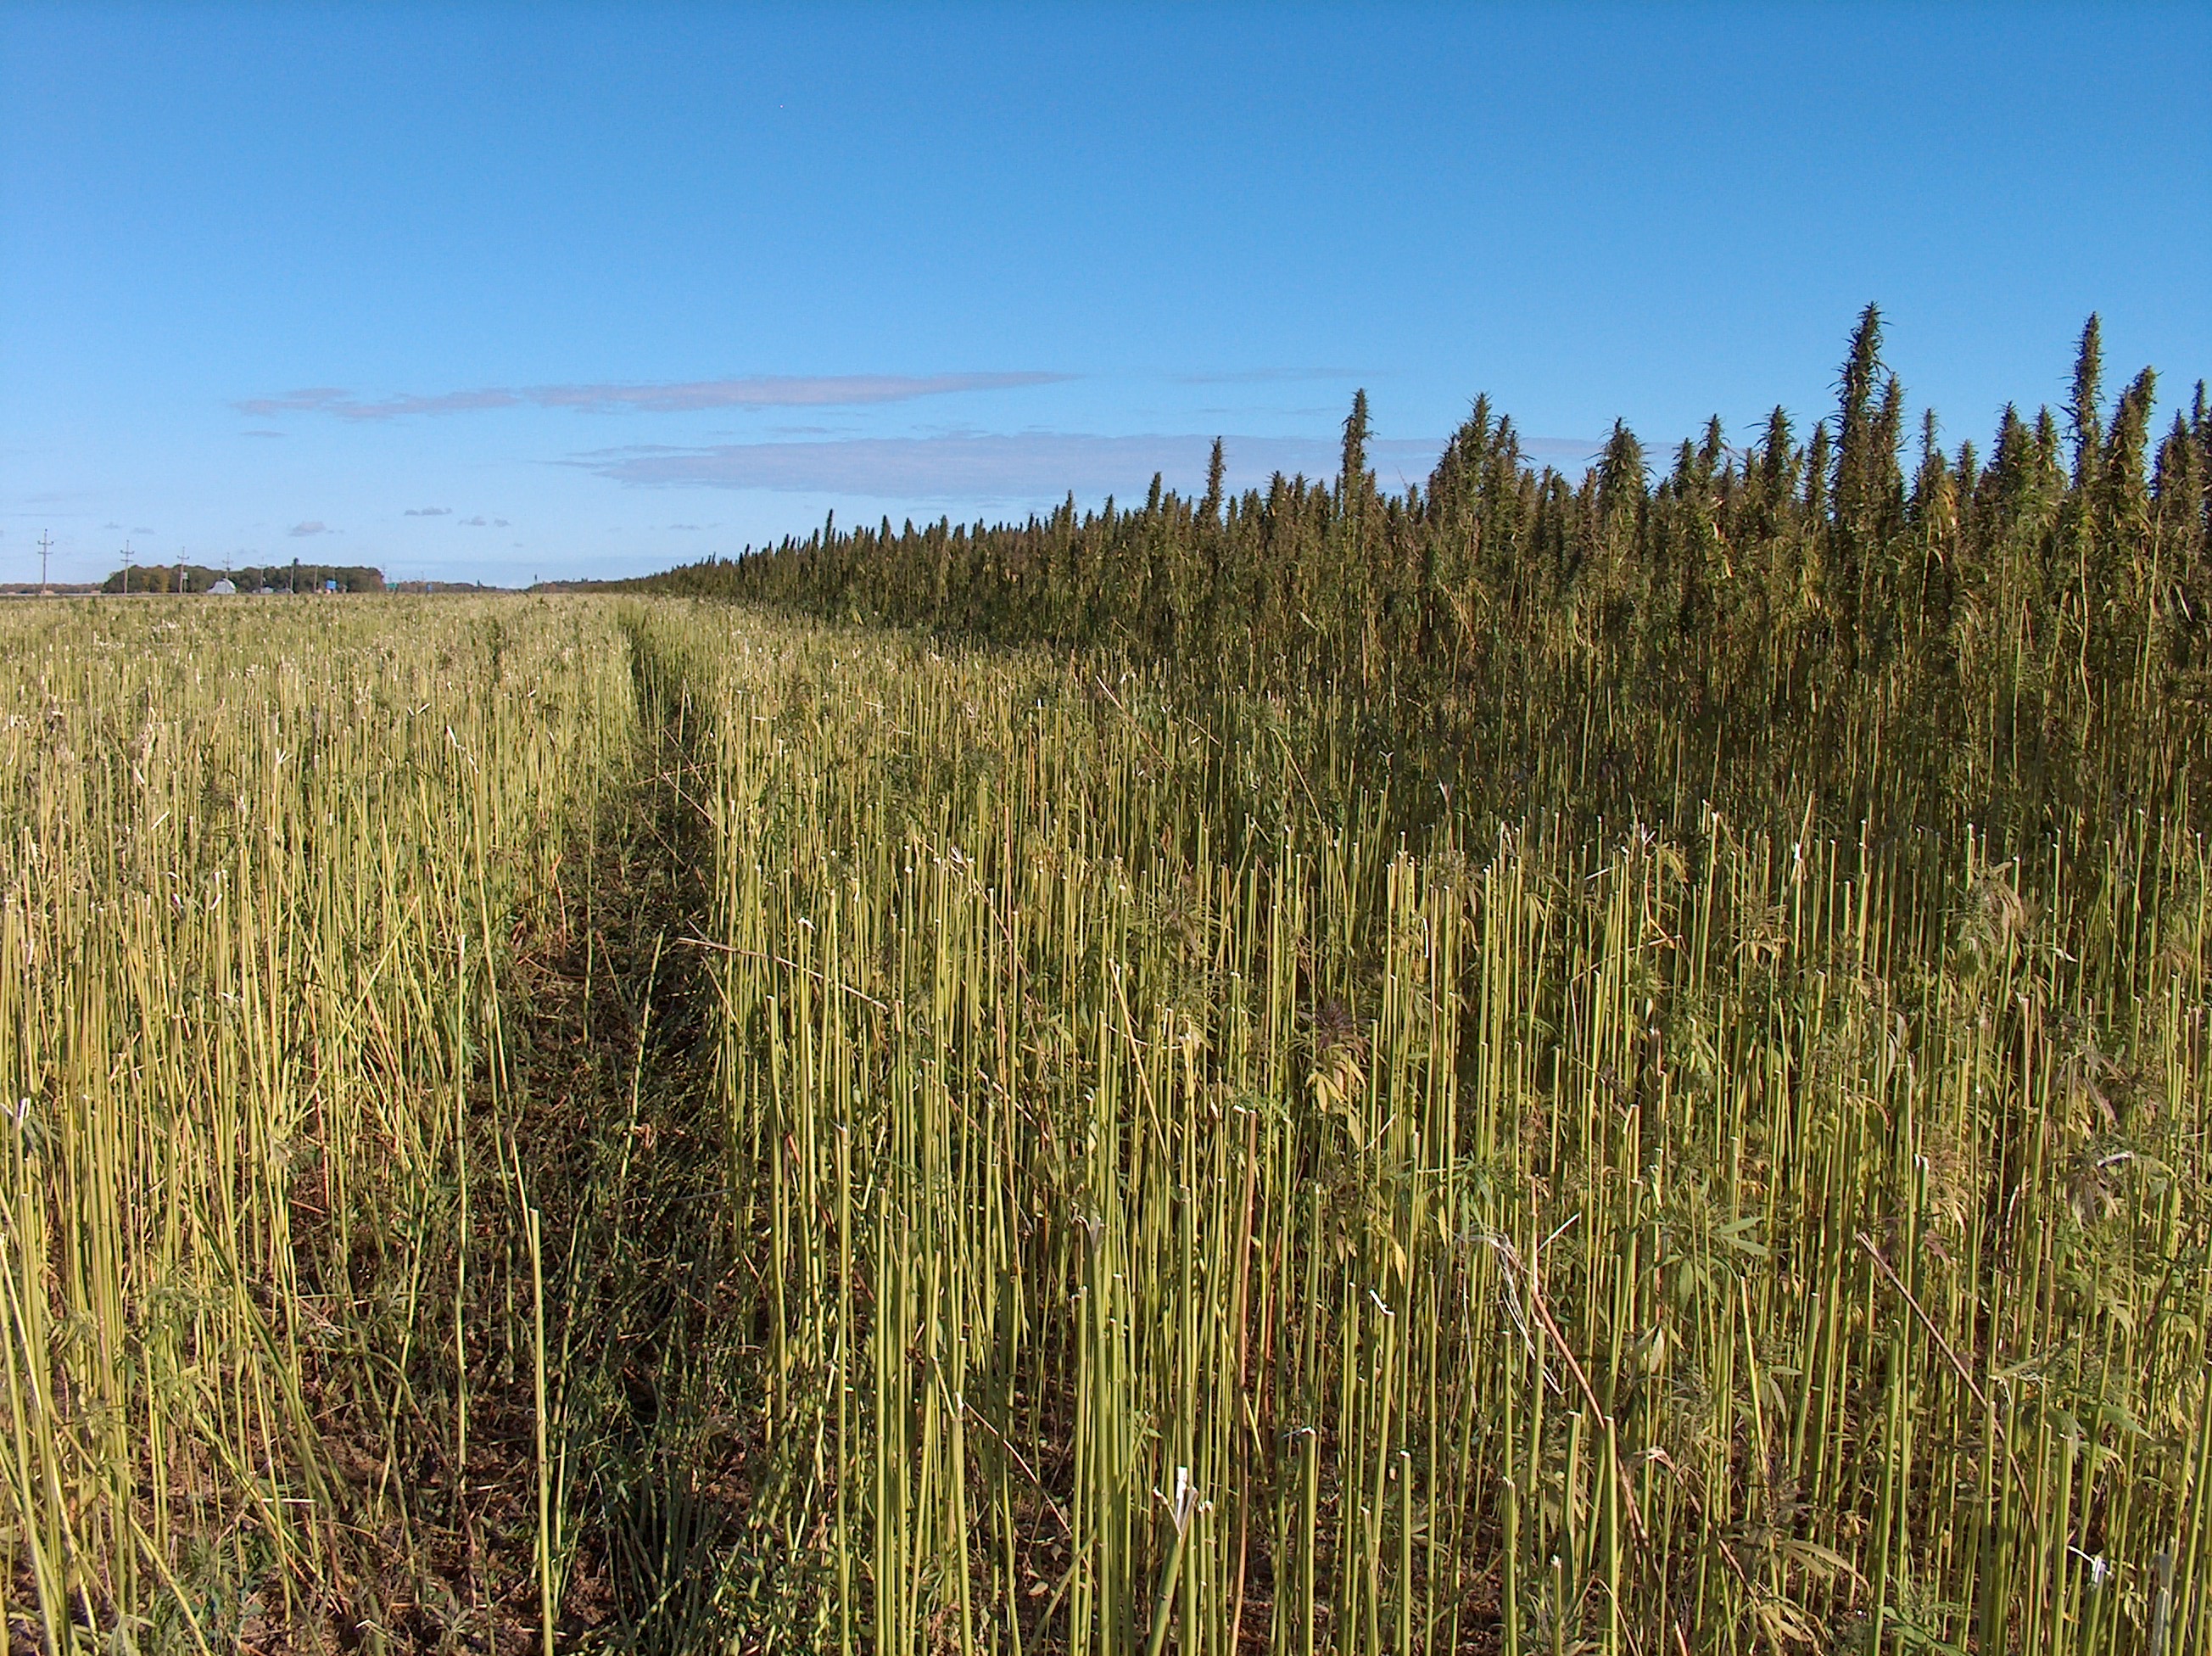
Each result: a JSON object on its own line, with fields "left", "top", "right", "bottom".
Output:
{"left": 617, "top": 316, "right": 2205, "bottom": 749}
{"left": 97, "top": 561, "right": 387, "bottom": 594}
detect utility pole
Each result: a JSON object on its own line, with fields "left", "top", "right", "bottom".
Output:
{"left": 121, "top": 540, "right": 133, "bottom": 596}
{"left": 37, "top": 531, "right": 51, "bottom": 597}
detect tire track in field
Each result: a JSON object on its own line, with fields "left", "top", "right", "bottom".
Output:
{"left": 492, "top": 613, "right": 757, "bottom": 1653}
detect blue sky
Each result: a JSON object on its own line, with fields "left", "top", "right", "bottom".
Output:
{"left": 3, "top": 3, "right": 2206, "bottom": 587}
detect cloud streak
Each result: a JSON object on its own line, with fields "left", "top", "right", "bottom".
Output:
{"left": 567, "top": 431, "right": 1463, "bottom": 502}
{"left": 237, "top": 372, "right": 1070, "bottom": 422}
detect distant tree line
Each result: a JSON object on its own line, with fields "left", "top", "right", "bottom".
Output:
{"left": 99, "top": 562, "right": 386, "bottom": 595}
{"left": 630, "top": 310, "right": 2207, "bottom": 692}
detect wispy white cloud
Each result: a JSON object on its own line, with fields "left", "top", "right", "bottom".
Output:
{"left": 243, "top": 388, "right": 520, "bottom": 420}
{"left": 241, "top": 428, "right": 286, "bottom": 439}
{"left": 567, "top": 431, "right": 1455, "bottom": 502}
{"left": 458, "top": 516, "right": 511, "bottom": 528}
{"left": 288, "top": 520, "right": 331, "bottom": 537}
{"left": 237, "top": 372, "right": 1070, "bottom": 422}
{"left": 1517, "top": 436, "right": 1609, "bottom": 466}
{"left": 405, "top": 506, "right": 452, "bottom": 517}
{"left": 539, "top": 375, "right": 1070, "bottom": 413}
